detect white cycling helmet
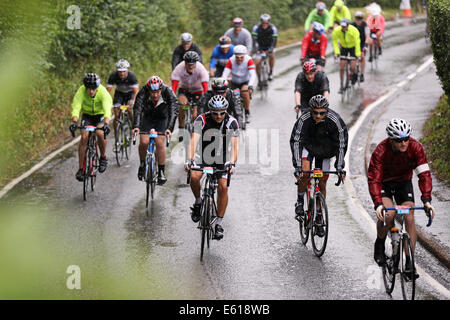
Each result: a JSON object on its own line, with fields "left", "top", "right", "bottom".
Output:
{"left": 116, "top": 59, "right": 130, "bottom": 71}
{"left": 234, "top": 45, "right": 247, "bottom": 55}
{"left": 181, "top": 32, "right": 193, "bottom": 43}
{"left": 386, "top": 118, "right": 411, "bottom": 139}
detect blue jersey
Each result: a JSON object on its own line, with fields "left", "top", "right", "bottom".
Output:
{"left": 209, "top": 45, "right": 235, "bottom": 69}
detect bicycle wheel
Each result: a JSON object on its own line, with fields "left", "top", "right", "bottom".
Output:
{"left": 298, "top": 194, "right": 310, "bottom": 245}
{"left": 400, "top": 234, "right": 416, "bottom": 300}
{"left": 310, "top": 192, "right": 329, "bottom": 257}
{"left": 124, "top": 117, "right": 132, "bottom": 160}
{"left": 145, "top": 156, "right": 151, "bottom": 208}
{"left": 184, "top": 107, "right": 192, "bottom": 136}
{"left": 115, "top": 122, "right": 125, "bottom": 167}
{"left": 83, "top": 148, "right": 90, "bottom": 201}
{"left": 260, "top": 60, "right": 269, "bottom": 99}
{"left": 382, "top": 243, "right": 396, "bottom": 295}
{"left": 150, "top": 151, "right": 157, "bottom": 200}
{"left": 200, "top": 196, "right": 210, "bottom": 261}
{"left": 90, "top": 145, "right": 98, "bottom": 191}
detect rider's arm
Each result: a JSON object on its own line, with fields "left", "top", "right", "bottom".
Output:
{"left": 190, "top": 115, "right": 205, "bottom": 161}
{"left": 329, "top": 6, "right": 336, "bottom": 25}
{"left": 379, "top": 15, "right": 386, "bottom": 34}
{"left": 304, "top": 10, "right": 314, "bottom": 32}
{"left": 202, "top": 81, "right": 209, "bottom": 94}
{"left": 271, "top": 25, "right": 278, "bottom": 50}
{"left": 367, "top": 144, "right": 385, "bottom": 209}
{"left": 98, "top": 85, "right": 112, "bottom": 123}
{"left": 244, "top": 28, "right": 253, "bottom": 54}
{"left": 332, "top": 28, "right": 341, "bottom": 55}
{"left": 171, "top": 46, "right": 183, "bottom": 70}
{"left": 132, "top": 87, "right": 145, "bottom": 129}
{"left": 247, "top": 59, "right": 257, "bottom": 88}
{"left": 320, "top": 33, "right": 328, "bottom": 58}
{"left": 229, "top": 91, "right": 244, "bottom": 126}
{"left": 301, "top": 33, "right": 311, "bottom": 59}
{"left": 251, "top": 25, "right": 259, "bottom": 53}
{"left": 222, "top": 60, "right": 232, "bottom": 80}
{"left": 209, "top": 46, "right": 219, "bottom": 70}
{"left": 413, "top": 142, "right": 433, "bottom": 203}
{"left": 192, "top": 43, "right": 203, "bottom": 63}
{"left": 323, "top": 9, "right": 331, "bottom": 30}
{"left": 352, "top": 27, "right": 361, "bottom": 57}
{"left": 294, "top": 73, "right": 303, "bottom": 106}
{"left": 331, "top": 113, "right": 348, "bottom": 170}
{"left": 290, "top": 116, "right": 309, "bottom": 168}
{"left": 343, "top": 6, "right": 352, "bottom": 20}
{"left": 229, "top": 118, "right": 240, "bottom": 163}
{"left": 71, "top": 86, "right": 84, "bottom": 120}
{"left": 164, "top": 86, "right": 179, "bottom": 133}
{"left": 171, "top": 64, "right": 182, "bottom": 93}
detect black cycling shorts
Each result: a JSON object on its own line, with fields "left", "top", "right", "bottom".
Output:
{"left": 381, "top": 181, "right": 415, "bottom": 204}
{"left": 140, "top": 116, "right": 168, "bottom": 133}
{"left": 230, "top": 81, "right": 249, "bottom": 90}
{"left": 113, "top": 91, "right": 134, "bottom": 108}
{"left": 340, "top": 47, "right": 356, "bottom": 58}
{"left": 178, "top": 89, "right": 202, "bottom": 105}
{"left": 81, "top": 114, "right": 104, "bottom": 127}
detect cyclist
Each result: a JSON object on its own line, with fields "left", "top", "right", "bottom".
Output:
{"left": 366, "top": 3, "right": 385, "bottom": 61}
{"left": 221, "top": 45, "right": 257, "bottom": 124}
{"left": 106, "top": 59, "right": 139, "bottom": 150}
{"left": 290, "top": 95, "right": 347, "bottom": 235}
{"left": 252, "top": 13, "right": 278, "bottom": 86}
{"left": 171, "top": 51, "right": 209, "bottom": 142}
{"left": 171, "top": 32, "right": 203, "bottom": 70}
{"left": 131, "top": 76, "right": 178, "bottom": 184}
{"left": 368, "top": 118, "right": 435, "bottom": 278}
{"left": 69, "top": 73, "right": 112, "bottom": 181}
{"left": 351, "top": 11, "right": 370, "bottom": 82}
{"left": 332, "top": 18, "right": 361, "bottom": 93}
{"left": 300, "top": 22, "right": 328, "bottom": 71}
{"left": 198, "top": 78, "right": 244, "bottom": 129}
{"left": 185, "top": 95, "right": 239, "bottom": 240}
{"left": 304, "top": 2, "right": 331, "bottom": 33}
{"left": 209, "top": 36, "right": 235, "bottom": 78}
{"left": 294, "top": 61, "right": 330, "bottom": 115}
{"left": 224, "top": 17, "right": 253, "bottom": 53}
{"left": 329, "top": 0, "right": 351, "bottom": 30}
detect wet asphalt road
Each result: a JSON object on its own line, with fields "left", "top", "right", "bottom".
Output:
{"left": 1, "top": 19, "right": 447, "bottom": 299}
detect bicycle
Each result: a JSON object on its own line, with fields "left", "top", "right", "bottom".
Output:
{"left": 381, "top": 205, "right": 433, "bottom": 300}
{"left": 295, "top": 169, "right": 344, "bottom": 257}
{"left": 369, "top": 32, "right": 379, "bottom": 70}
{"left": 135, "top": 129, "right": 170, "bottom": 207}
{"left": 258, "top": 51, "right": 269, "bottom": 99}
{"left": 339, "top": 55, "right": 358, "bottom": 101}
{"left": 232, "top": 88, "right": 247, "bottom": 131}
{"left": 187, "top": 166, "right": 230, "bottom": 261}
{"left": 178, "top": 96, "right": 198, "bottom": 141}
{"left": 73, "top": 125, "right": 105, "bottom": 201}
{"left": 114, "top": 105, "right": 132, "bottom": 167}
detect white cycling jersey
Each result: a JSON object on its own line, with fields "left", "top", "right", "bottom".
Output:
{"left": 222, "top": 55, "right": 257, "bottom": 87}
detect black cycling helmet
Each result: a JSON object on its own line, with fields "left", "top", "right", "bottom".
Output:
{"left": 219, "top": 35, "right": 232, "bottom": 47}
{"left": 309, "top": 95, "right": 329, "bottom": 109}
{"left": 208, "top": 95, "right": 229, "bottom": 111}
{"left": 212, "top": 78, "right": 229, "bottom": 94}
{"left": 183, "top": 51, "right": 200, "bottom": 64}
{"left": 83, "top": 73, "right": 100, "bottom": 89}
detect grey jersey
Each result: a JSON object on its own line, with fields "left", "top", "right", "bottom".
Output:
{"left": 224, "top": 27, "right": 253, "bottom": 53}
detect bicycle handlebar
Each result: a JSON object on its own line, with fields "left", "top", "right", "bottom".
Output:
{"left": 295, "top": 170, "right": 345, "bottom": 186}
{"left": 382, "top": 206, "right": 433, "bottom": 228}
{"left": 186, "top": 167, "right": 231, "bottom": 187}
{"left": 72, "top": 126, "right": 106, "bottom": 139}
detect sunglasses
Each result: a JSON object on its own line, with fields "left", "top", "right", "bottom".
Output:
{"left": 392, "top": 137, "right": 410, "bottom": 143}
{"left": 211, "top": 111, "right": 226, "bottom": 116}
{"left": 312, "top": 110, "right": 327, "bottom": 116}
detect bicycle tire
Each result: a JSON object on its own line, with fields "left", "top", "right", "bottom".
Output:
{"left": 115, "top": 122, "right": 125, "bottom": 167}
{"left": 150, "top": 150, "right": 157, "bottom": 200}
{"left": 145, "top": 155, "right": 151, "bottom": 208}
{"left": 90, "top": 145, "right": 98, "bottom": 192}
{"left": 400, "top": 234, "right": 416, "bottom": 300}
{"left": 200, "top": 196, "right": 210, "bottom": 261}
{"left": 83, "top": 148, "right": 90, "bottom": 201}
{"left": 124, "top": 116, "right": 132, "bottom": 160}
{"left": 298, "top": 194, "right": 310, "bottom": 245}
{"left": 310, "top": 192, "right": 329, "bottom": 257}
{"left": 382, "top": 250, "right": 396, "bottom": 295}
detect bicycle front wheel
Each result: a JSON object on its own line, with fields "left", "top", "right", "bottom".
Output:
{"left": 83, "top": 150, "right": 90, "bottom": 201}
{"left": 382, "top": 248, "right": 396, "bottom": 295}
{"left": 298, "top": 194, "right": 310, "bottom": 245}
{"left": 200, "top": 196, "right": 210, "bottom": 261}
{"left": 124, "top": 117, "right": 132, "bottom": 160}
{"left": 310, "top": 192, "right": 329, "bottom": 257}
{"left": 400, "top": 234, "right": 416, "bottom": 300}
{"left": 90, "top": 147, "right": 98, "bottom": 191}
{"left": 115, "top": 124, "right": 125, "bottom": 167}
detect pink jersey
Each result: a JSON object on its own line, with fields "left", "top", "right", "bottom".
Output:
{"left": 366, "top": 14, "right": 385, "bottom": 34}
{"left": 222, "top": 55, "right": 257, "bottom": 87}
{"left": 171, "top": 61, "right": 209, "bottom": 93}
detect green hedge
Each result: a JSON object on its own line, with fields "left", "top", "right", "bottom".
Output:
{"left": 429, "top": 0, "right": 450, "bottom": 98}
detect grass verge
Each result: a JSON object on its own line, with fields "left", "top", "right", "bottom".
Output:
{"left": 420, "top": 95, "right": 450, "bottom": 185}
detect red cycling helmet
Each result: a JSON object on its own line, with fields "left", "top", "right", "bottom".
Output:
{"left": 233, "top": 17, "right": 243, "bottom": 26}
{"left": 147, "top": 76, "right": 163, "bottom": 91}
{"left": 303, "top": 61, "right": 317, "bottom": 73}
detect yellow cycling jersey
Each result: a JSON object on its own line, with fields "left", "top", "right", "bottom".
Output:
{"left": 71, "top": 84, "right": 112, "bottom": 119}
{"left": 332, "top": 25, "right": 361, "bottom": 57}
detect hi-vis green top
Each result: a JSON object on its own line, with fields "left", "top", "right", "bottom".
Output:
{"left": 332, "top": 25, "right": 361, "bottom": 57}
{"left": 71, "top": 84, "right": 112, "bottom": 119}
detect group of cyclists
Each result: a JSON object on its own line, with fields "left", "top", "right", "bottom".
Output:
{"left": 69, "top": 1, "right": 436, "bottom": 275}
